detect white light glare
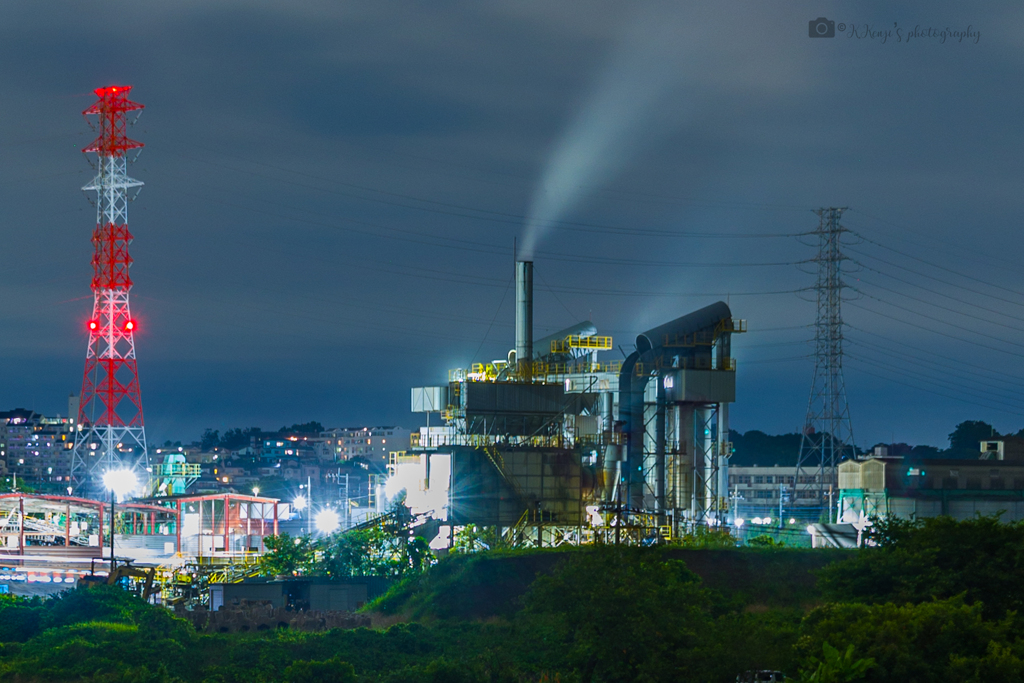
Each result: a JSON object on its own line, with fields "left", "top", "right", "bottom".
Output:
{"left": 734, "top": 518, "right": 745, "bottom": 527}
{"left": 314, "top": 508, "right": 340, "bottom": 534}
{"left": 293, "top": 494, "right": 308, "bottom": 511}
{"left": 102, "top": 469, "right": 138, "bottom": 500}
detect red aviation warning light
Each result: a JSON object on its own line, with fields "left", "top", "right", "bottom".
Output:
{"left": 124, "top": 320, "right": 135, "bottom": 331}
{"left": 88, "top": 320, "right": 98, "bottom": 331}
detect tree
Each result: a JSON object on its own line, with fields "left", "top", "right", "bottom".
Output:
{"left": 797, "top": 642, "right": 875, "bottom": 683}
{"left": 517, "top": 547, "right": 721, "bottom": 682}
{"left": 280, "top": 421, "right": 325, "bottom": 435}
{"left": 199, "top": 429, "right": 220, "bottom": 451}
{"left": 948, "top": 420, "right": 997, "bottom": 454}
{"left": 220, "top": 427, "right": 262, "bottom": 451}
{"left": 796, "top": 599, "right": 1007, "bottom": 682}
{"left": 259, "top": 533, "right": 317, "bottom": 577}
{"left": 284, "top": 658, "right": 356, "bottom": 683}
{"left": 317, "top": 526, "right": 433, "bottom": 578}
{"left": 819, "top": 515, "right": 1024, "bottom": 620}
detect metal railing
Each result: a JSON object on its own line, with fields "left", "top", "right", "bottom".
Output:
{"left": 551, "top": 335, "right": 613, "bottom": 353}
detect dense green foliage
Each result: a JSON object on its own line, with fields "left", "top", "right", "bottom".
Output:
{"left": 4, "top": 516, "right": 1024, "bottom": 682}
{"left": 818, "top": 515, "right": 1024, "bottom": 619}
{"left": 259, "top": 528, "right": 434, "bottom": 580}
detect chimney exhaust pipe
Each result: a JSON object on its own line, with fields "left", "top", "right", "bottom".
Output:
{"left": 515, "top": 260, "right": 533, "bottom": 379}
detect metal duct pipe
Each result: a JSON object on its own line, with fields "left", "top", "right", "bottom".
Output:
{"left": 655, "top": 377, "right": 667, "bottom": 519}
{"left": 515, "top": 261, "right": 533, "bottom": 379}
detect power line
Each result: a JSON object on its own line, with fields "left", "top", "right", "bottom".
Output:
{"left": 849, "top": 288, "right": 1024, "bottom": 351}
{"left": 165, "top": 142, "right": 804, "bottom": 240}
{"left": 847, "top": 301, "right": 1024, "bottom": 359}
{"left": 851, "top": 276, "right": 1024, "bottom": 333}
{"left": 846, "top": 337, "right": 1024, "bottom": 393}
{"left": 847, "top": 357, "right": 1024, "bottom": 417}
{"left": 846, "top": 246, "right": 1024, "bottom": 310}
{"left": 845, "top": 323, "right": 1024, "bottom": 383}
{"left": 847, "top": 257, "right": 1024, "bottom": 323}
{"left": 845, "top": 208, "right": 1020, "bottom": 271}
{"left": 849, "top": 230, "right": 1024, "bottom": 299}
{"left": 846, "top": 352, "right": 1024, "bottom": 410}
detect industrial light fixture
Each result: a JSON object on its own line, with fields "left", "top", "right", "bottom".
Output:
{"left": 102, "top": 468, "right": 138, "bottom": 570}
{"left": 314, "top": 508, "right": 340, "bottom": 534}
{"left": 103, "top": 468, "right": 137, "bottom": 501}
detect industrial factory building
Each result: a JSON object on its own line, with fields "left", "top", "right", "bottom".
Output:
{"left": 839, "top": 437, "right": 1024, "bottom": 522}
{"left": 409, "top": 260, "right": 746, "bottom": 545}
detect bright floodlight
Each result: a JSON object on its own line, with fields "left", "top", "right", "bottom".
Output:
{"left": 735, "top": 518, "right": 744, "bottom": 527}
{"left": 102, "top": 469, "right": 138, "bottom": 500}
{"left": 293, "top": 494, "right": 308, "bottom": 511}
{"left": 314, "top": 508, "right": 340, "bottom": 534}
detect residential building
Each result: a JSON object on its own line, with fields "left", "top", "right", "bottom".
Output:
{"left": 320, "top": 427, "right": 410, "bottom": 468}
{"left": 0, "top": 409, "right": 75, "bottom": 487}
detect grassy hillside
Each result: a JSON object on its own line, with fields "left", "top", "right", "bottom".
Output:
{"left": 370, "top": 546, "right": 844, "bottom": 621}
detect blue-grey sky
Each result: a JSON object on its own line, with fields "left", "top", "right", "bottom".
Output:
{"left": 0, "top": 1, "right": 1020, "bottom": 448}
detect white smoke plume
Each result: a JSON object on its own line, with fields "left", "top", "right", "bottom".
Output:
{"left": 521, "top": 6, "right": 694, "bottom": 259}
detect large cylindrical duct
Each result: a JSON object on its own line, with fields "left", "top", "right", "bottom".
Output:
{"left": 515, "top": 260, "right": 533, "bottom": 379}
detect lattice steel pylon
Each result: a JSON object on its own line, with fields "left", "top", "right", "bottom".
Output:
{"left": 795, "top": 207, "right": 855, "bottom": 522}
{"left": 69, "top": 86, "right": 148, "bottom": 495}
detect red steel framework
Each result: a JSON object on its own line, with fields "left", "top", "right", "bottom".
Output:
{"left": 70, "top": 86, "right": 149, "bottom": 494}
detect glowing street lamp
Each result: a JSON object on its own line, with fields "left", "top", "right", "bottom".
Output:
{"left": 103, "top": 469, "right": 137, "bottom": 502}
{"left": 314, "top": 508, "right": 340, "bottom": 534}
{"left": 252, "top": 486, "right": 260, "bottom": 497}
{"left": 293, "top": 494, "right": 307, "bottom": 511}
{"left": 102, "top": 468, "right": 137, "bottom": 569}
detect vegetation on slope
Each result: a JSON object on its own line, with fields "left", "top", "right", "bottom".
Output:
{"left": 2, "top": 517, "right": 1024, "bottom": 682}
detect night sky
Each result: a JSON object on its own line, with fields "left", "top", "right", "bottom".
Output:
{"left": 0, "top": 2, "right": 1019, "bottom": 449}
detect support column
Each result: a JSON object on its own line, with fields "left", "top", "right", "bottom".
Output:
{"left": 175, "top": 500, "right": 182, "bottom": 556}
{"left": 65, "top": 503, "right": 71, "bottom": 547}
{"left": 655, "top": 377, "right": 667, "bottom": 522}
{"left": 223, "top": 496, "right": 230, "bottom": 554}
{"left": 198, "top": 500, "right": 203, "bottom": 559}
{"left": 717, "top": 403, "right": 730, "bottom": 520}
{"left": 18, "top": 496, "right": 25, "bottom": 556}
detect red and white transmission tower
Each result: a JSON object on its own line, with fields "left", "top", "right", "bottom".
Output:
{"left": 70, "top": 85, "right": 148, "bottom": 493}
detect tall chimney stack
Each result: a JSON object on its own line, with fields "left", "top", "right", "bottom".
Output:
{"left": 515, "top": 260, "right": 533, "bottom": 380}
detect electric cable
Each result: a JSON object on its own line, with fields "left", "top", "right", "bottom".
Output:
{"left": 846, "top": 246, "right": 1024, "bottom": 310}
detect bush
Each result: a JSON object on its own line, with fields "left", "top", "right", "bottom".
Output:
{"left": 283, "top": 657, "right": 356, "bottom": 683}
{"left": 818, "top": 515, "right": 1024, "bottom": 619}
